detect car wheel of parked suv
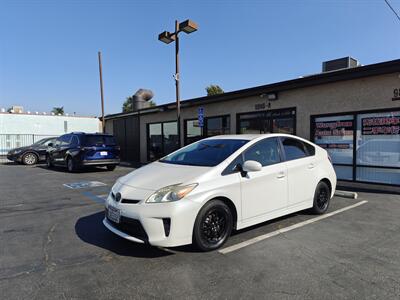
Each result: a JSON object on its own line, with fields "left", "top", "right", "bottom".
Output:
{"left": 193, "top": 200, "right": 233, "bottom": 251}
{"left": 22, "top": 153, "right": 38, "bottom": 165}
{"left": 311, "top": 181, "right": 330, "bottom": 215}
{"left": 67, "top": 157, "right": 76, "bottom": 172}
{"left": 106, "top": 165, "right": 116, "bottom": 171}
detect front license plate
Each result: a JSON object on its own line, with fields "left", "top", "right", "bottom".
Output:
{"left": 107, "top": 206, "right": 120, "bottom": 223}
{"left": 100, "top": 151, "right": 108, "bottom": 156}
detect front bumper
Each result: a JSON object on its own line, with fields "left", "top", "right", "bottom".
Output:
{"left": 103, "top": 187, "right": 202, "bottom": 247}
{"left": 6, "top": 153, "right": 22, "bottom": 162}
{"left": 81, "top": 158, "right": 120, "bottom": 166}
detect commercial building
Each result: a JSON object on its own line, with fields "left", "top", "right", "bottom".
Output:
{"left": 104, "top": 57, "right": 400, "bottom": 186}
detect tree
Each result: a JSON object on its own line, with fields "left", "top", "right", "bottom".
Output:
{"left": 52, "top": 107, "right": 64, "bottom": 115}
{"left": 206, "top": 84, "right": 224, "bottom": 96}
{"left": 122, "top": 97, "right": 156, "bottom": 112}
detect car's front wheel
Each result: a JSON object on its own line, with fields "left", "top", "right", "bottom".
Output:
{"left": 193, "top": 199, "right": 233, "bottom": 251}
{"left": 22, "top": 153, "right": 38, "bottom": 165}
{"left": 67, "top": 157, "right": 76, "bottom": 172}
{"left": 311, "top": 181, "right": 331, "bottom": 215}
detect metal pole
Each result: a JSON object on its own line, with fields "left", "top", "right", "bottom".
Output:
{"left": 98, "top": 51, "right": 105, "bottom": 133}
{"left": 175, "top": 20, "right": 181, "bottom": 147}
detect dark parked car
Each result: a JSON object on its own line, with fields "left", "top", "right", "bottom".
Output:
{"left": 46, "top": 132, "right": 120, "bottom": 172}
{"left": 7, "top": 137, "right": 58, "bottom": 165}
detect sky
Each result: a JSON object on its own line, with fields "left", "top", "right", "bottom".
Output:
{"left": 1, "top": 0, "right": 399, "bottom": 116}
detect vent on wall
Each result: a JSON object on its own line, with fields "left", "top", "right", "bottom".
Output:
{"left": 322, "top": 57, "right": 359, "bottom": 72}
{"left": 64, "top": 121, "right": 68, "bottom": 133}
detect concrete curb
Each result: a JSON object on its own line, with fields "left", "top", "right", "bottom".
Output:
{"left": 335, "top": 190, "right": 358, "bottom": 199}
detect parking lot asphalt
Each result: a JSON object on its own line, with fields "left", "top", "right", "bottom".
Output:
{"left": 1, "top": 163, "right": 399, "bottom": 299}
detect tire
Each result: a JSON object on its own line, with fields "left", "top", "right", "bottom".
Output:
{"left": 193, "top": 200, "right": 233, "bottom": 251}
{"left": 46, "top": 155, "right": 53, "bottom": 168}
{"left": 311, "top": 181, "right": 331, "bottom": 215}
{"left": 106, "top": 165, "right": 116, "bottom": 171}
{"left": 22, "top": 153, "right": 38, "bottom": 165}
{"left": 67, "top": 157, "right": 76, "bottom": 172}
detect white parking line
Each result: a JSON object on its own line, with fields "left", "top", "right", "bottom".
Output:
{"left": 219, "top": 200, "right": 368, "bottom": 255}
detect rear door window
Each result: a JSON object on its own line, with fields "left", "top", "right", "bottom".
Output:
{"left": 281, "top": 137, "right": 310, "bottom": 161}
{"left": 82, "top": 135, "right": 117, "bottom": 146}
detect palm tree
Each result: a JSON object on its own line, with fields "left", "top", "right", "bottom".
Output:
{"left": 52, "top": 107, "right": 64, "bottom": 115}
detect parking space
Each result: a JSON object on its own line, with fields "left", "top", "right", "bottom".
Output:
{"left": 1, "top": 163, "right": 399, "bottom": 299}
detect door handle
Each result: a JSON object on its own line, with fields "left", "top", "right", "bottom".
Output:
{"left": 308, "top": 163, "right": 315, "bottom": 169}
{"left": 276, "top": 171, "right": 286, "bottom": 179}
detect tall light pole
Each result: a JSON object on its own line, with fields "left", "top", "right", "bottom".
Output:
{"left": 98, "top": 51, "right": 105, "bottom": 133}
{"left": 158, "top": 19, "right": 198, "bottom": 147}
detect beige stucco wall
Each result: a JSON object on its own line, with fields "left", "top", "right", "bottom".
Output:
{"left": 113, "top": 72, "right": 399, "bottom": 163}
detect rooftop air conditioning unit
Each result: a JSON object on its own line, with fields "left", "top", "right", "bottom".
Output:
{"left": 322, "top": 57, "right": 359, "bottom": 72}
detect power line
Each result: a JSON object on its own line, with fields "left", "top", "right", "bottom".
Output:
{"left": 384, "top": 0, "right": 400, "bottom": 23}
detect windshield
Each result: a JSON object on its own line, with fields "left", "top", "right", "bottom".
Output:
{"left": 159, "top": 139, "right": 249, "bottom": 167}
{"left": 82, "top": 135, "right": 117, "bottom": 146}
{"left": 32, "top": 138, "right": 52, "bottom": 146}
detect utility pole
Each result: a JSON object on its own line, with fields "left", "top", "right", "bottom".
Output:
{"left": 98, "top": 51, "right": 105, "bottom": 133}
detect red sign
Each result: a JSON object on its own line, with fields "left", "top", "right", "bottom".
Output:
{"left": 362, "top": 116, "right": 400, "bottom": 135}
{"left": 315, "top": 120, "right": 353, "bottom": 137}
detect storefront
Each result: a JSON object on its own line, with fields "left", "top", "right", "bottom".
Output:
{"left": 105, "top": 58, "right": 400, "bottom": 187}
{"left": 311, "top": 108, "right": 400, "bottom": 185}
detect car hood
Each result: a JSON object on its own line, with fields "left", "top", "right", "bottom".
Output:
{"left": 117, "top": 161, "right": 212, "bottom": 191}
{"left": 9, "top": 146, "right": 30, "bottom": 153}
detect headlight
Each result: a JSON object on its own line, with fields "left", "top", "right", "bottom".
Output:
{"left": 13, "top": 150, "right": 22, "bottom": 154}
{"left": 146, "top": 183, "right": 198, "bottom": 204}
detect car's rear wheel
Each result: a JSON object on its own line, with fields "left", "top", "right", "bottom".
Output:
{"left": 67, "top": 157, "right": 76, "bottom": 172}
{"left": 311, "top": 181, "right": 330, "bottom": 215}
{"left": 46, "top": 155, "right": 53, "bottom": 168}
{"left": 193, "top": 200, "right": 233, "bottom": 251}
{"left": 106, "top": 165, "right": 116, "bottom": 171}
{"left": 22, "top": 153, "right": 38, "bottom": 165}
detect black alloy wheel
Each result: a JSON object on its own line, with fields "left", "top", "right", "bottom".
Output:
{"left": 67, "top": 157, "right": 76, "bottom": 172}
{"left": 311, "top": 181, "right": 330, "bottom": 215}
{"left": 193, "top": 200, "right": 233, "bottom": 251}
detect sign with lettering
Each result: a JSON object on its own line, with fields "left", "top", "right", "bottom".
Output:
{"left": 362, "top": 116, "right": 400, "bottom": 135}
{"left": 315, "top": 120, "right": 354, "bottom": 137}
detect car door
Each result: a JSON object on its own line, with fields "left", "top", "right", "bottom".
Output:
{"left": 280, "top": 137, "right": 317, "bottom": 207}
{"left": 53, "top": 134, "right": 72, "bottom": 165}
{"left": 240, "top": 137, "right": 288, "bottom": 220}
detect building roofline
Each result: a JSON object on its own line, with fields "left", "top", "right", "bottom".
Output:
{"left": 0, "top": 112, "right": 98, "bottom": 119}
{"left": 105, "top": 58, "right": 400, "bottom": 120}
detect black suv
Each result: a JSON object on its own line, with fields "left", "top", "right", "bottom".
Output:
{"left": 46, "top": 132, "right": 120, "bottom": 172}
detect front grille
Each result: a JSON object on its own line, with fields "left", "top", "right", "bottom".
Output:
{"left": 121, "top": 199, "right": 141, "bottom": 204}
{"left": 105, "top": 209, "right": 148, "bottom": 242}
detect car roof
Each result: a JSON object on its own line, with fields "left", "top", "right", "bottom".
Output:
{"left": 203, "top": 133, "right": 297, "bottom": 141}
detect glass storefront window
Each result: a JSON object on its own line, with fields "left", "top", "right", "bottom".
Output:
{"left": 238, "top": 112, "right": 265, "bottom": 134}
{"left": 356, "top": 111, "right": 400, "bottom": 168}
{"left": 185, "top": 119, "right": 202, "bottom": 145}
{"left": 312, "top": 109, "right": 400, "bottom": 185}
{"left": 148, "top": 121, "right": 179, "bottom": 161}
{"left": 148, "top": 123, "right": 162, "bottom": 161}
{"left": 238, "top": 108, "right": 296, "bottom": 135}
{"left": 313, "top": 115, "right": 354, "bottom": 165}
{"left": 205, "top": 116, "right": 230, "bottom": 137}
{"left": 163, "top": 122, "right": 179, "bottom": 155}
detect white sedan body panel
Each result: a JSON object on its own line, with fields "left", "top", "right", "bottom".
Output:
{"left": 104, "top": 133, "right": 337, "bottom": 247}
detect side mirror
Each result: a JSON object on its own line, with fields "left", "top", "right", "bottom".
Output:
{"left": 48, "top": 143, "right": 54, "bottom": 147}
{"left": 242, "top": 160, "right": 262, "bottom": 173}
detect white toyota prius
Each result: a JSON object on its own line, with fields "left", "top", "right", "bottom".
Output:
{"left": 104, "top": 134, "right": 336, "bottom": 251}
